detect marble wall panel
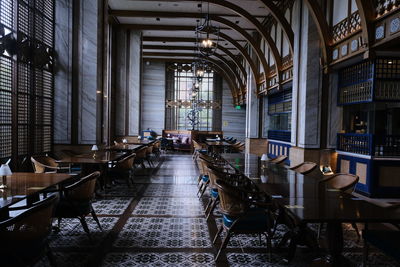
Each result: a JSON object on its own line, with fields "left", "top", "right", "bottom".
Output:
{"left": 54, "top": 0, "right": 73, "bottom": 144}
{"left": 128, "top": 31, "right": 141, "bottom": 135}
{"left": 222, "top": 80, "right": 246, "bottom": 141}
{"left": 115, "top": 28, "right": 127, "bottom": 136}
{"left": 141, "top": 61, "right": 166, "bottom": 136}
{"left": 78, "top": 0, "right": 98, "bottom": 144}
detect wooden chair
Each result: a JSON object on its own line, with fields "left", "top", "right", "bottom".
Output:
{"left": 213, "top": 179, "right": 273, "bottom": 260}
{"left": 145, "top": 144, "right": 155, "bottom": 167}
{"left": 54, "top": 171, "right": 102, "bottom": 241}
{"left": 196, "top": 157, "right": 211, "bottom": 198}
{"left": 31, "top": 155, "right": 70, "bottom": 173}
{"left": 134, "top": 147, "right": 147, "bottom": 168}
{"left": 0, "top": 194, "right": 58, "bottom": 267}
{"left": 362, "top": 203, "right": 400, "bottom": 266}
{"left": 290, "top": 161, "right": 318, "bottom": 174}
{"left": 269, "top": 155, "right": 287, "bottom": 164}
{"left": 109, "top": 153, "right": 136, "bottom": 186}
{"left": 318, "top": 173, "right": 360, "bottom": 239}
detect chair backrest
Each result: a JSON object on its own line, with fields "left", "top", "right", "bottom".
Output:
{"left": 269, "top": 155, "right": 287, "bottom": 164}
{"left": 146, "top": 144, "right": 154, "bottom": 154}
{"left": 117, "top": 153, "right": 136, "bottom": 170}
{"left": 205, "top": 163, "right": 229, "bottom": 188}
{"left": 63, "top": 171, "right": 100, "bottom": 201}
{"left": 290, "top": 161, "right": 318, "bottom": 174}
{"left": 135, "top": 147, "right": 147, "bottom": 158}
{"left": 216, "top": 179, "right": 248, "bottom": 217}
{"left": 192, "top": 140, "right": 203, "bottom": 150}
{"left": 0, "top": 194, "right": 57, "bottom": 244}
{"left": 320, "top": 173, "right": 359, "bottom": 192}
{"left": 31, "top": 156, "right": 59, "bottom": 173}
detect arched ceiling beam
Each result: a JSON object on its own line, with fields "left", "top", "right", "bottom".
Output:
{"left": 303, "top": 0, "right": 332, "bottom": 67}
{"left": 142, "top": 51, "right": 245, "bottom": 91}
{"left": 257, "top": 0, "right": 294, "bottom": 53}
{"left": 143, "top": 44, "right": 247, "bottom": 82}
{"left": 355, "top": 0, "right": 376, "bottom": 48}
{"left": 118, "top": 15, "right": 270, "bottom": 84}
{"left": 143, "top": 35, "right": 258, "bottom": 87}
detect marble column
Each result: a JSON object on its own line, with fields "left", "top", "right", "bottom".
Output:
{"left": 54, "top": 0, "right": 73, "bottom": 144}
{"left": 77, "top": 0, "right": 99, "bottom": 144}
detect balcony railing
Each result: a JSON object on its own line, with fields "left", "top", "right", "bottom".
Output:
{"left": 337, "top": 133, "right": 400, "bottom": 157}
{"left": 268, "top": 130, "right": 291, "bottom": 143}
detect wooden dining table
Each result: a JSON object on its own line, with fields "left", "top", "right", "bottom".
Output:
{"left": 206, "top": 141, "right": 232, "bottom": 153}
{"left": 56, "top": 151, "right": 126, "bottom": 191}
{"left": 220, "top": 153, "right": 400, "bottom": 265}
{"left": 0, "top": 172, "right": 72, "bottom": 219}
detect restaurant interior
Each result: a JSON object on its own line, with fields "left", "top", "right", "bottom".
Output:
{"left": 0, "top": 0, "right": 400, "bottom": 266}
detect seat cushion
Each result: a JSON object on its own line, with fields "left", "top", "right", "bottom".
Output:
{"left": 202, "top": 175, "right": 209, "bottom": 182}
{"left": 211, "top": 188, "right": 219, "bottom": 198}
{"left": 363, "top": 230, "right": 400, "bottom": 261}
{"left": 223, "top": 208, "right": 269, "bottom": 232}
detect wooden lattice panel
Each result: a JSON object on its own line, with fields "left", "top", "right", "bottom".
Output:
{"left": 333, "top": 11, "right": 361, "bottom": 43}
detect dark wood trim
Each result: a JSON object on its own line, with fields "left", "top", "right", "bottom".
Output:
{"left": 355, "top": 0, "right": 375, "bottom": 50}
{"left": 71, "top": 0, "right": 81, "bottom": 145}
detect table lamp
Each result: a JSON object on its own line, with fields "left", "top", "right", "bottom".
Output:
{"left": 138, "top": 135, "right": 142, "bottom": 140}
{"left": 0, "top": 164, "right": 12, "bottom": 189}
{"left": 122, "top": 138, "right": 128, "bottom": 144}
{"left": 216, "top": 135, "right": 221, "bottom": 141}
{"left": 91, "top": 145, "right": 99, "bottom": 158}
{"left": 260, "top": 175, "right": 267, "bottom": 183}
{"left": 261, "top": 154, "right": 268, "bottom": 169}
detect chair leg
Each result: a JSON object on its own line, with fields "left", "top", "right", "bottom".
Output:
{"left": 317, "top": 223, "right": 323, "bottom": 239}
{"left": 215, "top": 231, "right": 231, "bottom": 261}
{"left": 363, "top": 237, "right": 369, "bottom": 267}
{"left": 352, "top": 222, "right": 361, "bottom": 241}
{"left": 213, "top": 225, "right": 224, "bottom": 244}
{"left": 265, "top": 233, "right": 272, "bottom": 262}
{"left": 206, "top": 198, "right": 218, "bottom": 220}
{"left": 46, "top": 244, "right": 57, "bottom": 267}
{"left": 90, "top": 205, "right": 103, "bottom": 231}
{"left": 204, "top": 198, "right": 213, "bottom": 212}
{"left": 78, "top": 216, "right": 92, "bottom": 241}
{"left": 199, "top": 181, "right": 209, "bottom": 198}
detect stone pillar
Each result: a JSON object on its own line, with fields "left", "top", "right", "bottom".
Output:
{"left": 54, "top": 0, "right": 99, "bottom": 145}
{"left": 54, "top": 0, "right": 73, "bottom": 144}
{"left": 114, "top": 29, "right": 142, "bottom": 137}
{"left": 289, "top": 0, "right": 325, "bottom": 166}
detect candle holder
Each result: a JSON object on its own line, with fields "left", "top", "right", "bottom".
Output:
{"left": 0, "top": 164, "right": 12, "bottom": 189}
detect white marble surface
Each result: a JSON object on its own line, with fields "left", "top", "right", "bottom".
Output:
{"left": 245, "top": 70, "right": 259, "bottom": 138}
{"left": 128, "top": 31, "right": 141, "bottom": 136}
{"left": 141, "top": 61, "right": 166, "bottom": 135}
{"left": 54, "top": 0, "right": 73, "bottom": 144}
{"left": 78, "top": 0, "right": 98, "bottom": 144}
{"left": 115, "top": 28, "right": 127, "bottom": 136}
{"left": 222, "top": 79, "right": 246, "bottom": 141}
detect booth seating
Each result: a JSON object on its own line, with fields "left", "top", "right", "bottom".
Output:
{"left": 162, "top": 130, "right": 193, "bottom": 151}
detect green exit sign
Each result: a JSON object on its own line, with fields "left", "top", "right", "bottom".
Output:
{"left": 235, "top": 105, "right": 241, "bottom": 110}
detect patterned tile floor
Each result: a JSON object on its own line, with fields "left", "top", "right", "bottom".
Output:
{"left": 35, "top": 152, "right": 399, "bottom": 267}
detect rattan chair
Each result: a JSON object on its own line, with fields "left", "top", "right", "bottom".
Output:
{"left": 134, "top": 147, "right": 147, "bottom": 168}
{"left": 54, "top": 171, "right": 102, "bottom": 241}
{"left": 213, "top": 179, "right": 273, "bottom": 260}
{"left": 31, "top": 155, "right": 70, "bottom": 173}
{"left": 109, "top": 153, "right": 136, "bottom": 186}
{"left": 0, "top": 194, "right": 58, "bottom": 267}
{"left": 269, "top": 155, "right": 288, "bottom": 164}
{"left": 318, "top": 173, "right": 360, "bottom": 239}
{"left": 290, "top": 161, "right": 318, "bottom": 174}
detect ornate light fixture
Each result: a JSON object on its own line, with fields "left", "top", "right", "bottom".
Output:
{"left": 196, "top": 2, "right": 220, "bottom": 57}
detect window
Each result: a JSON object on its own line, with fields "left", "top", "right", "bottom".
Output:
{"left": 0, "top": 0, "right": 54, "bottom": 166}
{"left": 166, "top": 63, "right": 215, "bottom": 131}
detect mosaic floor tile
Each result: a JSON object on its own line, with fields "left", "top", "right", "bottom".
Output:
{"left": 114, "top": 217, "right": 211, "bottom": 248}
{"left": 49, "top": 217, "right": 118, "bottom": 248}
{"left": 226, "top": 253, "right": 312, "bottom": 267}
{"left": 35, "top": 252, "right": 91, "bottom": 267}
{"left": 102, "top": 252, "right": 215, "bottom": 267}
{"left": 104, "top": 183, "right": 143, "bottom": 197}
{"left": 92, "top": 197, "right": 133, "bottom": 215}
{"left": 133, "top": 197, "right": 204, "bottom": 216}
{"left": 143, "top": 184, "right": 199, "bottom": 197}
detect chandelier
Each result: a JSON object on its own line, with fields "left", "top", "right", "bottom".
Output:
{"left": 196, "top": 2, "right": 220, "bottom": 57}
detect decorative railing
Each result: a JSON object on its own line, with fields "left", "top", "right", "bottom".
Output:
{"left": 375, "top": 0, "right": 400, "bottom": 18}
{"left": 332, "top": 11, "right": 361, "bottom": 43}
{"left": 268, "top": 130, "right": 291, "bottom": 143}
{"left": 337, "top": 133, "right": 400, "bottom": 156}
{"left": 337, "top": 133, "right": 373, "bottom": 155}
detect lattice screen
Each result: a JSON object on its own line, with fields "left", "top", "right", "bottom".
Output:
{"left": 0, "top": 0, "right": 54, "bottom": 164}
